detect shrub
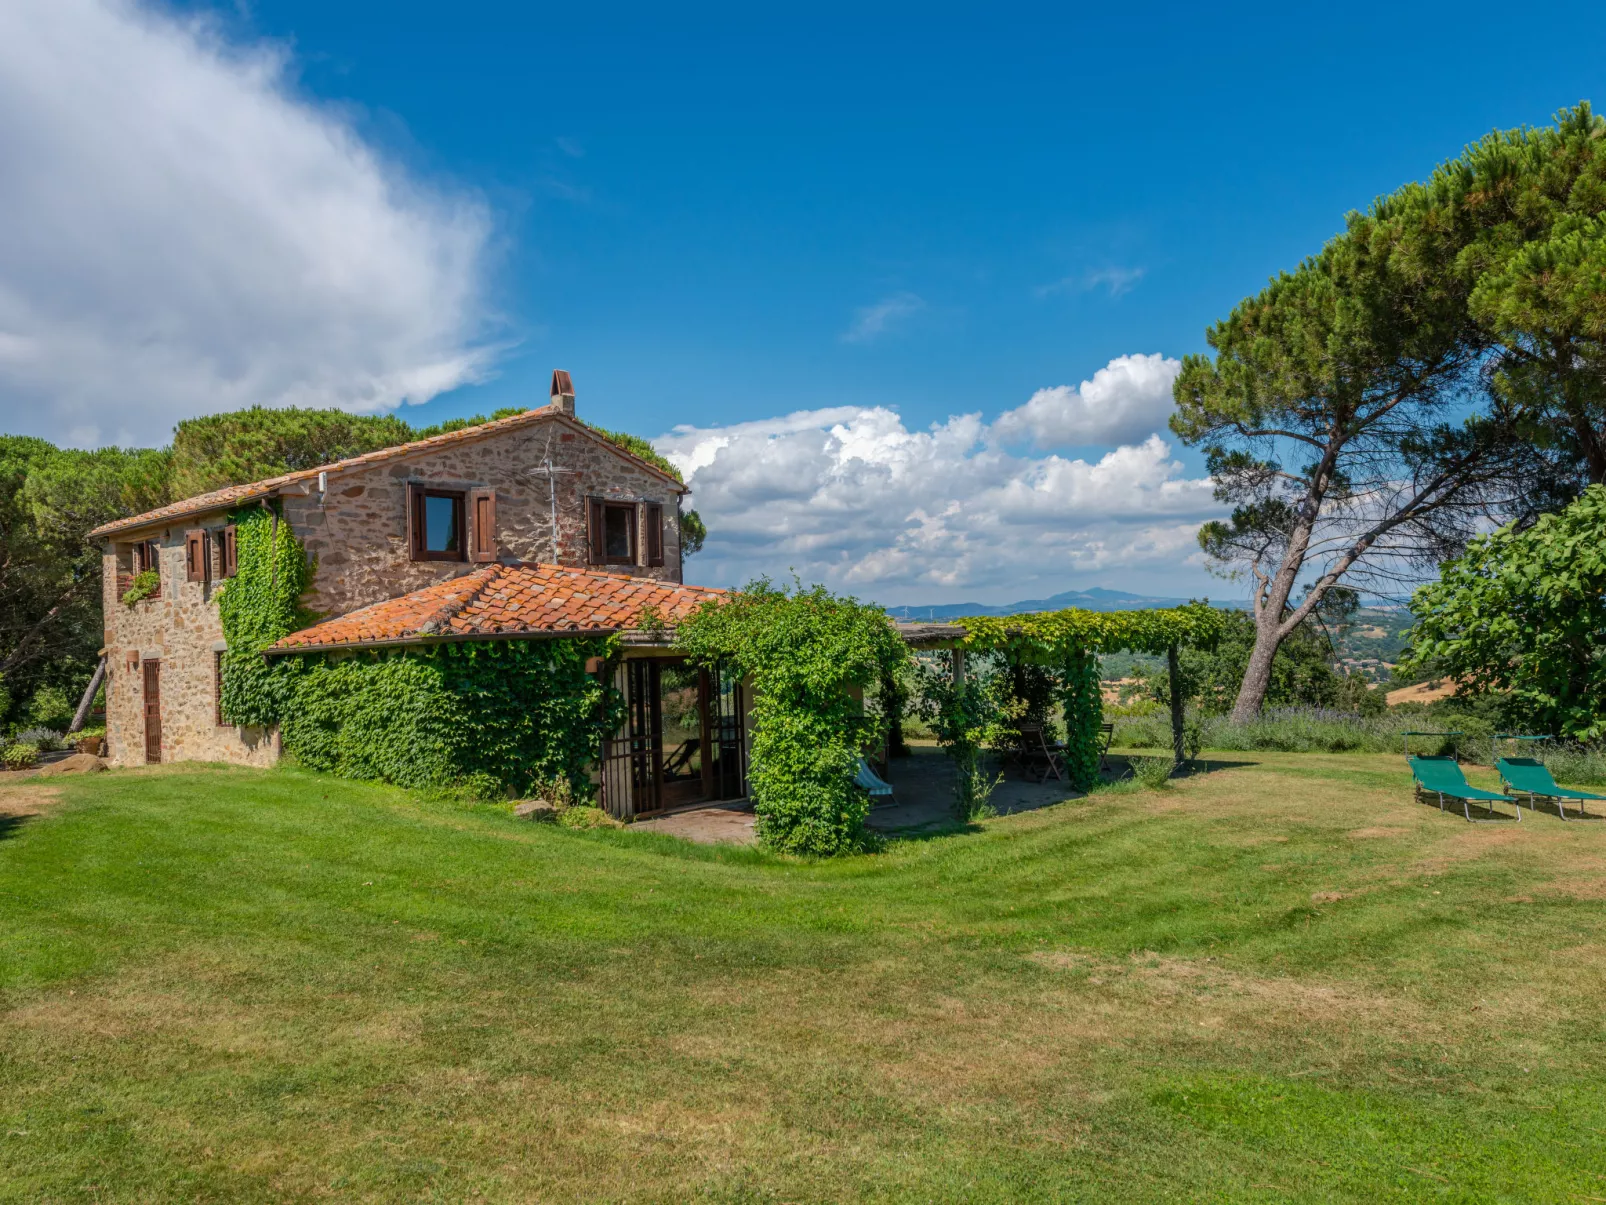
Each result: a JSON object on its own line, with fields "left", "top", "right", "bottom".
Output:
{"left": 13, "top": 727, "right": 66, "bottom": 752}
{"left": 120, "top": 568, "right": 160, "bottom": 606}
{"left": 558, "top": 806, "right": 616, "bottom": 830}
{"left": 2, "top": 744, "right": 39, "bottom": 771}
{"left": 1129, "top": 755, "right": 1174, "bottom": 789}
{"left": 1539, "top": 743, "right": 1606, "bottom": 788}
{"left": 25, "top": 685, "right": 74, "bottom": 731}
{"left": 677, "top": 579, "right": 908, "bottom": 856}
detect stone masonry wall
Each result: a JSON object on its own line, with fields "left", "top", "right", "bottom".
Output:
{"left": 283, "top": 415, "right": 684, "bottom": 621}
{"left": 100, "top": 415, "right": 685, "bottom": 769}
{"left": 101, "top": 533, "right": 280, "bottom": 769}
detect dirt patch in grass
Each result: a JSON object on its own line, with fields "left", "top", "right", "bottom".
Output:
{"left": 1348, "top": 825, "right": 1409, "bottom": 839}
{"left": 0, "top": 782, "right": 63, "bottom": 821}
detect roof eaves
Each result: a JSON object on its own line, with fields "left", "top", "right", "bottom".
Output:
{"left": 264, "top": 625, "right": 621, "bottom": 656}
{"left": 89, "top": 405, "right": 568, "bottom": 539}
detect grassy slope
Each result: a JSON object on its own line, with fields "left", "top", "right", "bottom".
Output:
{"left": 2, "top": 756, "right": 1605, "bottom": 1202}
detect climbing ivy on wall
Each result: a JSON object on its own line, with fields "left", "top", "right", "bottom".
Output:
{"left": 278, "top": 637, "right": 621, "bottom": 797}
{"left": 216, "top": 504, "right": 311, "bottom": 727}
{"left": 677, "top": 579, "right": 909, "bottom": 856}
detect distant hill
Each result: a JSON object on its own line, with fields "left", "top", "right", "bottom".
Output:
{"left": 884, "top": 587, "right": 1242, "bottom": 621}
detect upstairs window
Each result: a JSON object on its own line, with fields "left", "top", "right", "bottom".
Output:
{"left": 408, "top": 485, "right": 466, "bottom": 562}
{"left": 587, "top": 498, "right": 638, "bottom": 566}
{"left": 117, "top": 539, "right": 163, "bottom": 601}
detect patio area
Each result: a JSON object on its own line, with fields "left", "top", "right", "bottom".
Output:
{"left": 628, "top": 742, "right": 1083, "bottom": 845}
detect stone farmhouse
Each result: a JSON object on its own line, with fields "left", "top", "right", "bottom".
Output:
{"left": 88, "top": 372, "right": 747, "bottom": 818}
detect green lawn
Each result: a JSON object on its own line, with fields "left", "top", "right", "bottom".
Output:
{"left": 3, "top": 754, "right": 1606, "bottom": 1202}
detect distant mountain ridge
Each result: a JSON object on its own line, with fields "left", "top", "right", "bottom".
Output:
{"left": 885, "top": 587, "right": 1245, "bottom": 621}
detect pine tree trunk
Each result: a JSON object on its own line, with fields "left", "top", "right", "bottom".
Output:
{"left": 1231, "top": 619, "right": 1282, "bottom": 722}
{"left": 68, "top": 656, "right": 107, "bottom": 734}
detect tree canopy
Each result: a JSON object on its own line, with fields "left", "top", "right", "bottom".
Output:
{"left": 1169, "top": 108, "right": 1606, "bottom": 719}
{"left": 170, "top": 407, "right": 417, "bottom": 498}
{"left": 0, "top": 437, "right": 168, "bottom": 723}
{"left": 1406, "top": 484, "right": 1606, "bottom": 739}
{"left": 1375, "top": 103, "right": 1606, "bottom": 503}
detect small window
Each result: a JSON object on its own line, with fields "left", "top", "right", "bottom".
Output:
{"left": 587, "top": 498, "right": 637, "bottom": 566}
{"left": 126, "top": 539, "right": 162, "bottom": 599}
{"left": 409, "top": 486, "right": 466, "bottom": 562}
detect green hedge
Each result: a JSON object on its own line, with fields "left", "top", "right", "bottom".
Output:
{"left": 279, "top": 638, "right": 621, "bottom": 797}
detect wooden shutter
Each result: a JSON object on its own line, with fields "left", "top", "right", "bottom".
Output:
{"left": 220, "top": 525, "right": 238, "bottom": 578}
{"left": 469, "top": 489, "right": 496, "bottom": 563}
{"left": 586, "top": 497, "right": 606, "bottom": 564}
{"left": 406, "top": 484, "right": 425, "bottom": 562}
{"left": 184, "top": 530, "right": 207, "bottom": 582}
{"left": 645, "top": 502, "right": 664, "bottom": 566}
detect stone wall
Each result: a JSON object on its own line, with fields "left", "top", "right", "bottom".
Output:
{"left": 101, "top": 534, "right": 279, "bottom": 769}
{"left": 100, "top": 414, "right": 686, "bottom": 769}
{"left": 282, "top": 416, "right": 684, "bottom": 620}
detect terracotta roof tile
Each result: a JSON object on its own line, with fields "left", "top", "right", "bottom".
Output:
{"left": 265, "top": 563, "right": 727, "bottom": 653}
{"left": 88, "top": 405, "right": 685, "bottom": 539}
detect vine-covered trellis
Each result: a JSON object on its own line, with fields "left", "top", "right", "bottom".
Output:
{"left": 952, "top": 602, "right": 1228, "bottom": 788}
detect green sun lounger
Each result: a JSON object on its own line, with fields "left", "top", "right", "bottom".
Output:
{"left": 1497, "top": 758, "right": 1606, "bottom": 821}
{"left": 1409, "top": 755, "right": 1519, "bottom": 823}
{"left": 855, "top": 758, "right": 895, "bottom": 805}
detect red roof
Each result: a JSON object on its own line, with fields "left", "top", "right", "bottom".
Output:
{"left": 89, "top": 404, "right": 685, "bottom": 540}
{"left": 266, "top": 562, "right": 727, "bottom": 653}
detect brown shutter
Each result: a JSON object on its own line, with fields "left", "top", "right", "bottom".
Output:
{"left": 220, "top": 525, "right": 238, "bottom": 578}
{"left": 469, "top": 488, "right": 496, "bottom": 562}
{"left": 406, "top": 484, "right": 425, "bottom": 561}
{"left": 586, "top": 496, "right": 605, "bottom": 564}
{"left": 646, "top": 502, "right": 664, "bottom": 566}
{"left": 185, "top": 530, "right": 203, "bottom": 582}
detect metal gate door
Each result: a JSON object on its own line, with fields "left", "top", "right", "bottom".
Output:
{"left": 142, "top": 660, "right": 162, "bottom": 764}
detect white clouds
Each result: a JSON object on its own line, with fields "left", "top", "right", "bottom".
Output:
{"left": 841, "top": 292, "right": 924, "bottom": 344}
{"left": 0, "top": 0, "right": 494, "bottom": 447}
{"left": 992, "top": 353, "right": 1181, "bottom": 449}
{"left": 657, "top": 401, "right": 1219, "bottom": 597}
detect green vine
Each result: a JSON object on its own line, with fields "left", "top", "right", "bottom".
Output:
{"left": 278, "top": 637, "right": 621, "bottom": 797}
{"left": 1058, "top": 648, "right": 1103, "bottom": 790}
{"left": 954, "top": 603, "right": 1225, "bottom": 792}
{"left": 120, "top": 569, "right": 160, "bottom": 606}
{"left": 677, "top": 579, "right": 908, "bottom": 856}
{"left": 216, "top": 505, "right": 312, "bottom": 727}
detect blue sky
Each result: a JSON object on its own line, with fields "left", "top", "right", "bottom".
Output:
{"left": 2, "top": 1, "right": 1603, "bottom": 601}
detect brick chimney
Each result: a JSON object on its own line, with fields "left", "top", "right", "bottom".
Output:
{"left": 550, "top": 369, "right": 575, "bottom": 416}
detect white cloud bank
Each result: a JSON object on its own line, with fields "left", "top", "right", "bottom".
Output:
{"left": 657, "top": 372, "right": 1220, "bottom": 596}
{"left": 0, "top": 0, "right": 493, "bottom": 447}
{"left": 993, "top": 352, "right": 1181, "bottom": 448}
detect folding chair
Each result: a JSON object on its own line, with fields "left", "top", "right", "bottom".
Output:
{"left": 1097, "top": 721, "right": 1115, "bottom": 772}
{"left": 855, "top": 758, "right": 896, "bottom": 807}
{"left": 1409, "top": 755, "right": 1519, "bottom": 823}
{"left": 1016, "top": 724, "right": 1065, "bottom": 783}
{"left": 1497, "top": 757, "right": 1606, "bottom": 821}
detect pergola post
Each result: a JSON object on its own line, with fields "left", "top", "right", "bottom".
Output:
{"left": 950, "top": 647, "right": 966, "bottom": 685}
{"left": 1168, "top": 642, "right": 1185, "bottom": 769}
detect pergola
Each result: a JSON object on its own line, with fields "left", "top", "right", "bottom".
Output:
{"left": 896, "top": 603, "right": 1227, "bottom": 788}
